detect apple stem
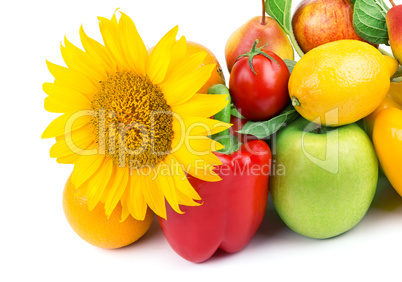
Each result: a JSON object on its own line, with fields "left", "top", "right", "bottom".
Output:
{"left": 389, "top": 0, "right": 396, "bottom": 7}
{"left": 379, "top": 47, "right": 394, "bottom": 58}
{"left": 261, "top": 0, "right": 266, "bottom": 25}
{"left": 316, "top": 125, "right": 321, "bottom": 134}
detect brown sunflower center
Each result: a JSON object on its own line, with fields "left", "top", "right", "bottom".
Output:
{"left": 91, "top": 70, "right": 173, "bottom": 168}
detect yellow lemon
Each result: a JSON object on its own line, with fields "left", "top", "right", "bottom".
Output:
{"left": 289, "top": 40, "right": 397, "bottom": 126}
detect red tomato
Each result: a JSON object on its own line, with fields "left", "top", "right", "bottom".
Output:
{"left": 229, "top": 46, "right": 290, "bottom": 121}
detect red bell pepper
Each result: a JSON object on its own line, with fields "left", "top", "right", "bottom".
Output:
{"left": 158, "top": 85, "right": 271, "bottom": 263}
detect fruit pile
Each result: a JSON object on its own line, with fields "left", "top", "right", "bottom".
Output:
{"left": 54, "top": 0, "right": 402, "bottom": 263}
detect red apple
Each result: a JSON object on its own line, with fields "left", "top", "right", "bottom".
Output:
{"left": 387, "top": 1, "right": 402, "bottom": 65}
{"left": 292, "top": 0, "right": 372, "bottom": 53}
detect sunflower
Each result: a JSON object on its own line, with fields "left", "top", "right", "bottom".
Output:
{"left": 42, "top": 11, "right": 230, "bottom": 221}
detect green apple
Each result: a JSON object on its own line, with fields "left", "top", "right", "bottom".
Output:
{"left": 270, "top": 117, "right": 378, "bottom": 239}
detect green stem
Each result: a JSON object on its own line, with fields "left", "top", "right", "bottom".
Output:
{"left": 288, "top": 28, "right": 305, "bottom": 58}
{"left": 379, "top": 47, "right": 394, "bottom": 58}
{"left": 391, "top": 66, "right": 402, "bottom": 81}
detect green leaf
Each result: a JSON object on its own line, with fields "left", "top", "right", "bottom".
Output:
{"left": 350, "top": 0, "right": 356, "bottom": 3}
{"left": 284, "top": 59, "right": 297, "bottom": 74}
{"left": 213, "top": 133, "right": 243, "bottom": 155}
{"left": 231, "top": 104, "right": 245, "bottom": 119}
{"left": 391, "top": 66, "right": 402, "bottom": 82}
{"left": 265, "top": 0, "right": 292, "bottom": 34}
{"left": 265, "top": 0, "right": 305, "bottom": 57}
{"left": 353, "top": 0, "right": 390, "bottom": 45}
{"left": 237, "top": 104, "right": 300, "bottom": 139}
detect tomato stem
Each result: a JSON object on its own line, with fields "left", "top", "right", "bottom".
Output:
{"left": 261, "top": 0, "right": 266, "bottom": 25}
{"left": 237, "top": 39, "right": 280, "bottom": 75}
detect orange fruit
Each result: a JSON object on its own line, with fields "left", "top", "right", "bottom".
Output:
{"left": 63, "top": 176, "right": 154, "bottom": 249}
{"left": 186, "top": 41, "right": 226, "bottom": 94}
{"left": 363, "top": 93, "right": 402, "bottom": 138}
{"left": 389, "top": 81, "right": 402, "bottom": 106}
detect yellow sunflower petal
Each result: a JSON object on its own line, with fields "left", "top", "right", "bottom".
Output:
{"left": 154, "top": 163, "right": 183, "bottom": 215}
{"left": 177, "top": 157, "right": 221, "bottom": 182}
{"left": 126, "top": 171, "right": 148, "bottom": 221}
{"left": 164, "top": 154, "right": 201, "bottom": 202}
{"left": 161, "top": 51, "right": 206, "bottom": 89}
{"left": 165, "top": 35, "right": 187, "bottom": 74}
{"left": 44, "top": 97, "right": 83, "bottom": 114}
{"left": 45, "top": 60, "right": 97, "bottom": 95}
{"left": 119, "top": 12, "right": 148, "bottom": 76}
{"left": 140, "top": 168, "right": 166, "bottom": 219}
{"left": 79, "top": 25, "right": 116, "bottom": 73}
{"left": 43, "top": 83, "right": 91, "bottom": 113}
{"left": 55, "top": 124, "right": 92, "bottom": 142}
{"left": 146, "top": 26, "right": 178, "bottom": 84}
{"left": 171, "top": 133, "right": 224, "bottom": 155}
{"left": 41, "top": 111, "right": 93, "bottom": 139}
{"left": 120, "top": 187, "right": 131, "bottom": 222}
{"left": 160, "top": 63, "right": 215, "bottom": 106}
{"left": 50, "top": 132, "right": 98, "bottom": 164}
{"left": 104, "top": 166, "right": 129, "bottom": 218}
{"left": 86, "top": 158, "right": 114, "bottom": 211}
{"left": 172, "top": 117, "right": 231, "bottom": 138}
{"left": 61, "top": 36, "right": 106, "bottom": 83}
{"left": 71, "top": 154, "right": 105, "bottom": 189}
{"left": 171, "top": 94, "right": 229, "bottom": 118}
{"left": 50, "top": 137, "right": 94, "bottom": 159}
{"left": 56, "top": 153, "right": 80, "bottom": 164}
{"left": 172, "top": 139, "right": 222, "bottom": 182}
{"left": 55, "top": 137, "right": 97, "bottom": 164}
{"left": 172, "top": 135, "right": 223, "bottom": 165}
{"left": 98, "top": 16, "right": 129, "bottom": 70}
{"left": 175, "top": 189, "right": 202, "bottom": 207}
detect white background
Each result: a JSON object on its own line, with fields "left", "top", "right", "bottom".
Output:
{"left": 1, "top": 0, "right": 401, "bottom": 281}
